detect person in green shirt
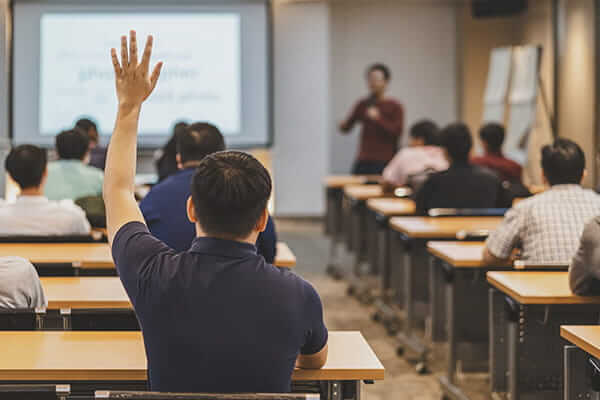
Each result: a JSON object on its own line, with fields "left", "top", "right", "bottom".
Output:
{"left": 45, "top": 129, "right": 104, "bottom": 201}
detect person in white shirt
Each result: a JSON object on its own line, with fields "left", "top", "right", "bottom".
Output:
{"left": 1, "top": 145, "right": 91, "bottom": 236}
{"left": 0, "top": 256, "right": 46, "bottom": 310}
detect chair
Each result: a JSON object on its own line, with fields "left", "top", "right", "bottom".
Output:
{"left": 0, "top": 384, "right": 69, "bottom": 400}
{"left": 513, "top": 261, "right": 569, "bottom": 270}
{"left": 0, "top": 233, "right": 106, "bottom": 243}
{"left": 428, "top": 208, "right": 508, "bottom": 217}
{"left": 62, "top": 309, "right": 140, "bottom": 331}
{"left": 0, "top": 309, "right": 45, "bottom": 330}
{"left": 95, "top": 392, "right": 320, "bottom": 400}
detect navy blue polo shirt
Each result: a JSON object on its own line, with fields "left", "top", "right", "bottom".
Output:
{"left": 112, "top": 221, "right": 328, "bottom": 393}
{"left": 140, "top": 168, "right": 278, "bottom": 262}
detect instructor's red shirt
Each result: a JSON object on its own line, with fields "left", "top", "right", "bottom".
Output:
{"left": 341, "top": 97, "right": 404, "bottom": 163}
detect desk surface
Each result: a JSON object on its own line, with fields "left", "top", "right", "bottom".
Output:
{"left": 0, "top": 331, "right": 384, "bottom": 382}
{"left": 561, "top": 325, "right": 600, "bottom": 359}
{"left": 366, "top": 198, "right": 415, "bottom": 216}
{"left": 487, "top": 271, "right": 600, "bottom": 304}
{"left": 343, "top": 184, "right": 386, "bottom": 201}
{"left": 1, "top": 242, "right": 295, "bottom": 269}
{"left": 389, "top": 216, "right": 503, "bottom": 239}
{"left": 427, "top": 241, "right": 489, "bottom": 268}
{"left": 41, "top": 277, "right": 130, "bottom": 310}
{"left": 324, "top": 175, "right": 379, "bottom": 188}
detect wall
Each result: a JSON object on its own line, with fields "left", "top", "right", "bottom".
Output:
{"left": 329, "top": 0, "right": 458, "bottom": 174}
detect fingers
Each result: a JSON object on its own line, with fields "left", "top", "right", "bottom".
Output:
{"left": 129, "top": 30, "right": 138, "bottom": 68}
{"left": 111, "top": 48, "right": 122, "bottom": 76}
{"left": 140, "top": 35, "right": 153, "bottom": 73}
{"left": 120, "top": 35, "right": 129, "bottom": 69}
{"left": 150, "top": 61, "right": 163, "bottom": 90}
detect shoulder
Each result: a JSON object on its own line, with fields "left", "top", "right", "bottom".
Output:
{"left": 83, "top": 164, "right": 104, "bottom": 178}
{"left": 55, "top": 199, "right": 87, "bottom": 217}
{"left": 0, "top": 256, "right": 36, "bottom": 276}
{"left": 384, "top": 98, "right": 403, "bottom": 108}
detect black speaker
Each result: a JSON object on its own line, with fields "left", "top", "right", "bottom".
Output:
{"left": 471, "top": 0, "right": 527, "bottom": 18}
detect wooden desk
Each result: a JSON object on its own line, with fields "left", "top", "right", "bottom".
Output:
{"left": 275, "top": 242, "right": 296, "bottom": 268}
{"left": 487, "top": 271, "right": 600, "bottom": 305}
{"left": 324, "top": 175, "right": 378, "bottom": 189}
{"left": 390, "top": 216, "right": 503, "bottom": 239}
{"left": 366, "top": 198, "right": 415, "bottom": 216}
{"left": 343, "top": 184, "right": 385, "bottom": 201}
{"left": 0, "top": 331, "right": 384, "bottom": 382}
{"left": 427, "top": 241, "right": 487, "bottom": 268}
{"left": 561, "top": 325, "right": 600, "bottom": 398}
{"left": 41, "top": 277, "right": 130, "bottom": 310}
{"left": 0, "top": 243, "right": 114, "bottom": 269}
{"left": 561, "top": 325, "right": 600, "bottom": 360}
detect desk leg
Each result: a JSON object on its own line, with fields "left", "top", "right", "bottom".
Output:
{"left": 326, "top": 381, "right": 361, "bottom": 400}
{"left": 489, "top": 288, "right": 508, "bottom": 394}
{"left": 507, "top": 313, "right": 520, "bottom": 400}
{"left": 564, "top": 345, "right": 593, "bottom": 400}
{"left": 429, "top": 257, "right": 446, "bottom": 342}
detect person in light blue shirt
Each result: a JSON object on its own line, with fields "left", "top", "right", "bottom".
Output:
{"left": 45, "top": 129, "right": 104, "bottom": 201}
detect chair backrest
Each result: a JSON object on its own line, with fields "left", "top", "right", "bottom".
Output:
{"left": 65, "top": 309, "right": 140, "bottom": 331}
{"left": 96, "top": 392, "right": 320, "bottom": 400}
{"left": 513, "top": 260, "right": 569, "bottom": 270}
{"left": 0, "top": 233, "right": 106, "bottom": 243}
{"left": 428, "top": 208, "right": 508, "bottom": 217}
{"left": 0, "top": 384, "right": 69, "bottom": 400}
{"left": 0, "top": 309, "right": 45, "bottom": 330}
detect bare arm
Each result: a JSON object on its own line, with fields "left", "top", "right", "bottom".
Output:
{"left": 104, "top": 31, "right": 163, "bottom": 245}
{"left": 296, "top": 343, "right": 328, "bottom": 369}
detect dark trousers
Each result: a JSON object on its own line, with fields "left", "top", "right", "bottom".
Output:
{"left": 351, "top": 160, "right": 387, "bottom": 175}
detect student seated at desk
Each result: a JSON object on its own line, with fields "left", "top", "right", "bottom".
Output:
{"left": 0, "top": 256, "right": 46, "bottom": 309}
{"left": 76, "top": 118, "right": 106, "bottom": 171}
{"left": 45, "top": 129, "right": 104, "bottom": 201}
{"left": 382, "top": 120, "right": 448, "bottom": 188}
{"left": 104, "top": 31, "right": 327, "bottom": 393}
{"left": 484, "top": 139, "right": 600, "bottom": 265}
{"left": 1, "top": 145, "right": 91, "bottom": 236}
{"left": 155, "top": 121, "right": 189, "bottom": 182}
{"left": 471, "top": 123, "right": 523, "bottom": 183}
{"left": 569, "top": 217, "right": 600, "bottom": 295}
{"left": 140, "top": 123, "right": 278, "bottom": 261}
{"left": 415, "top": 122, "right": 503, "bottom": 214}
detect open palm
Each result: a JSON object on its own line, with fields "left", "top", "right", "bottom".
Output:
{"left": 111, "top": 30, "right": 163, "bottom": 107}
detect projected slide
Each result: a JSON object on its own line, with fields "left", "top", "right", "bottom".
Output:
{"left": 40, "top": 13, "right": 241, "bottom": 136}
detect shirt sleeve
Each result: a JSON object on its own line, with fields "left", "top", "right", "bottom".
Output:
{"left": 569, "top": 218, "right": 600, "bottom": 295}
{"left": 112, "top": 221, "right": 176, "bottom": 306}
{"left": 27, "top": 261, "right": 47, "bottom": 309}
{"left": 382, "top": 150, "right": 407, "bottom": 186}
{"left": 301, "top": 281, "right": 328, "bottom": 355}
{"left": 371, "top": 102, "right": 404, "bottom": 138}
{"left": 256, "top": 215, "right": 277, "bottom": 264}
{"left": 485, "top": 206, "right": 525, "bottom": 260}
{"left": 340, "top": 101, "right": 363, "bottom": 133}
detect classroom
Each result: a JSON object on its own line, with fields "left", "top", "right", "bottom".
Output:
{"left": 0, "top": 0, "right": 599, "bottom": 399}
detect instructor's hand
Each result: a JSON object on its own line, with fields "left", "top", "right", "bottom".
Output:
{"left": 366, "top": 107, "right": 380, "bottom": 120}
{"left": 111, "top": 30, "right": 163, "bottom": 109}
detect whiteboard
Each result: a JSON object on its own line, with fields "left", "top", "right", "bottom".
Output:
{"left": 482, "top": 47, "right": 512, "bottom": 123}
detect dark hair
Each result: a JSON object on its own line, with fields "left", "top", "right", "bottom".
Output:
{"left": 56, "top": 129, "right": 91, "bottom": 160}
{"left": 177, "top": 123, "right": 226, "bottom": 164}
{"left": 541, "top": 138, "right": 585, "bottom": 185}
{"left": 410, "top": 120, "right": 440, "bottom": 146}
{"left": 439, "top": 123, "right": 473, "bottom": 163}
{"left": 479, "top": 123, "right": 505, "bottom": 153}
{"left": 367, "top": 63, "right": 391, "bottom": 81}
{"left": 191, "top": 151, "right": 272, "bottom": 239}
{"left": 75, "top": 118, "right": 98, "bottom": 143}
{"left": 5, "top": 145, "right": 47, "bottom": 189}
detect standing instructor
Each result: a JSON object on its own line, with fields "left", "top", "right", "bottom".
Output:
{"left": 339, "top": 64, "right": 404, "bottom": 175}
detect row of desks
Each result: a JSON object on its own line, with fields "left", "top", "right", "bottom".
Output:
{"left": 0, "top": 241, "right": 297, "bottom": 270}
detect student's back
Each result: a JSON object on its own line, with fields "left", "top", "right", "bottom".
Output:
{"left": 0, "top": 256, "right": 46, "bottom": 310}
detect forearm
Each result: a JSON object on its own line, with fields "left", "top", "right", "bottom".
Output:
{"left": 482, "top": 246, "right": 509, "bottom": 266}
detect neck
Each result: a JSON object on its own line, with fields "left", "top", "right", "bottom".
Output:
{"left": 20, "top": 187, "right": 44, "bottom": 196}
{"left": 195, "top": 225, "right": 259, "bottom": 245}
{"left": 182, "top": 161, "right": 203, "bottom": 169}
{"left": 373, "top": 92, "right": 385, "bottom": 100}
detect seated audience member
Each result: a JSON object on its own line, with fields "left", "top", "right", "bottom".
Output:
{"left": 0, "top": 256, "right": 47, "bottom": 310}
{"left": 1, "top": 145, "right": 91, "bottom": 236}
{"left": 471, "top": 123, "right": 522, "bottom": 182}
{"left": 104, "top": 32, "right": 327, "bottom": 393}
{"left": 415, "top": 123, "right": 503, "bottom": 214}
{"left": 382, "top": 120, "right": 448, "bottom": 187}
{"left": 570, "top": 216, "right": 600, "bottom": 295}
{"left": 484, "top": 139, "right": 600, "bottom": 265}
{"left": 140, "top": 123, "right": 279, "bottom": 260}
{"left": 45, "top": 129, "right": 104, "bottom": 201}
{"left": 76, "top": 118, "right": 106, "bottom": 170}
{"left": 155, "top": 121, "right": 189, "bottom": 182}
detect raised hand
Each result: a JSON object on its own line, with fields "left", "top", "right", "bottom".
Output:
{"left": 111, "top": 30, "right": 163, "bottom": 108}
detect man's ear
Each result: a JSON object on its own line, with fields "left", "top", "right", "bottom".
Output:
{"left": 541, "top": 171, "right": 548, "bottom": 186}
{"left": 255, "top": 208, "right": 269, "bottom": 233}
{"left": 186, "top": 196, "right": 197, "bottom": 223}
{"left": 176, "top": 154, "right": 183, "bottom": 170}
{"left": 581, "top": 169, "right": 588, "bottom": 184}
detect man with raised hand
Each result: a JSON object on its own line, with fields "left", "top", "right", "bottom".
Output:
{"left": 104, "top": 31, "right": 328, "bottom": 393}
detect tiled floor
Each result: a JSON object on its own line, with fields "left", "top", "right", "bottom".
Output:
{"left": 277, "top": 219, "right": 491, "bottom": 400}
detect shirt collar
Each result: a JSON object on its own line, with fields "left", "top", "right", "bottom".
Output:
{"left": 189, "top": 237, "right": 257, "bottom": 258}
{"left": 549, "top": 184, "right": 582, "bottom": 191}
{"left": 16, "top": 195, "right": 49, "bottom": 204}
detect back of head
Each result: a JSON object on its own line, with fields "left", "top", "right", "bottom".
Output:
{"left": 5, "top": 145, "right": 47, "bottom": 190}
{"left": 439, "top": 123, "right": 473, "bottom": 163}
{"left": 191, "top": 151, "right": 272, "bottom": 240}
{"left": 541, "top": 138, "right": 585, "bottom": 185}
{"left": 56, "top": 129, "right": 90, "bottom": 160}
{"left": 177, "top": 122, "right": 226, "bottom": 164}
{"left": 75, "top": 118, "right": 98, "bottom": 143}
{"left": 479, "top": 123, "right": 505, "bottom": 153}
{"left": 410, "top": 120, "right": 440, "bottom": 146}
